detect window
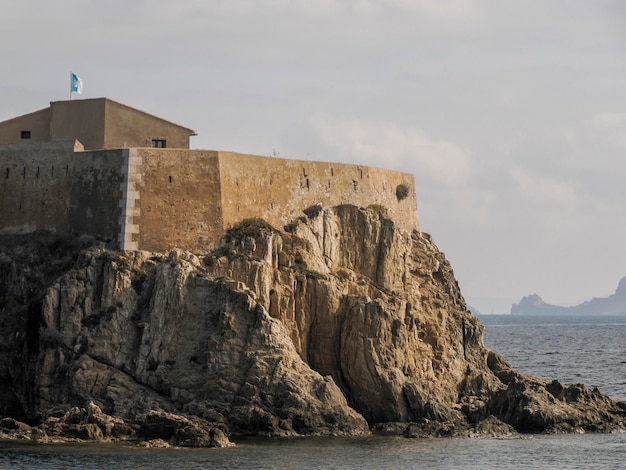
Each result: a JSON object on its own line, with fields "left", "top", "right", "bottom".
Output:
{"left": 151, "top": 139, "right": 166, "bottom": 148}
{"left": 21, "top": 130, "right": 31, "bottom": 139}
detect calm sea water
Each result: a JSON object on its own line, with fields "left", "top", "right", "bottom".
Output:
{"left": 1, "top": 314, "right": 625, "bottom": 469}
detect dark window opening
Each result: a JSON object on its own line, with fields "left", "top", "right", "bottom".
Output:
{"left": 5, "top": 168, "right": 9, "bottom": 179}
{"left": 21, "top": 130, "right": 31, "bottom": 139}
{"left": 168, "top": 175, "right": 172, "bottom": 183}
{"left": 152, "top": 139, "right": 167, "bottom": 148}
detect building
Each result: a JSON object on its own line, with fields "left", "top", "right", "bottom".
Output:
{"left": 0, "top": 99, "right": 419, "bottom": 252}
{"left": 0, "top": 98, "right": 196, "bottom": 150}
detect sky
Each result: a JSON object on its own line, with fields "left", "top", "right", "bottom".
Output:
{"left": 2, "top": 0, "right": 626, "bottom": 313}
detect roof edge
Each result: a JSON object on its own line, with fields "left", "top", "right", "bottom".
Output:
{"left": 0, "top": 106, "right": 50, "bottom": 126}
{"left": 49, "top": 97, "right": 196, "bottom": 135}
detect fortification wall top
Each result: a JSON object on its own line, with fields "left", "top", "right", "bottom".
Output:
{"left": 217, "top": 151, "right": 419, "bottom": 234}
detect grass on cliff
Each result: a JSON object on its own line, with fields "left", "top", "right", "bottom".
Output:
{"left": 367, "top": 203, "right": 388, "bottom": 216}
{"left": 225, "top": 218, "right": 277, "bottom": 242}
{"left": 298, "top": 266, "right": 327, "bottom": 281}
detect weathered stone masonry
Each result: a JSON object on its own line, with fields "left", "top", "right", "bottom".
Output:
{"left": 1, "top": 142, "right": 419, "bottom": 252}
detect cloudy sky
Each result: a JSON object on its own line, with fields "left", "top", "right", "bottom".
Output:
{"left": 3, "top": 0, "right": 626, "bottom": 313}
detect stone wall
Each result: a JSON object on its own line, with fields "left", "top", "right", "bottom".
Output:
{"left": 0, "top": 143, "right": 419, "bottom": 252}
{"left": 69, "top": 148, "right": 125, "bottom": 243}
{"left": 0, "top": 141, "right": 124, "bottom": 242}
{"left": 216, "top": 151, "right": 419, "bottom": 234}
{"left": 0, "top": 141, "right": 80, "bottom": 235}
{"left": 131, "top": 148, "right": 224, "bottom": 252}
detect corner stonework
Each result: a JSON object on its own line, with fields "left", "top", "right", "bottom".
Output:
{"left": 119, "top": 148, "right": 141, "bottom": 251}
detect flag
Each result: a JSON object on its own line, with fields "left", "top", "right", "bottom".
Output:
{"left": 71, "top": 72, "right": 83, "bottom": 94}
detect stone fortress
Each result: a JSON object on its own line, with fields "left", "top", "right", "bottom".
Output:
{"left": 0, "top": 98, "right": 419, "bottom": 252}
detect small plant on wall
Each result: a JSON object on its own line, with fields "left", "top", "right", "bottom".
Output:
{"left": 225, "top": 218, "right": 276, "bottom": 242}
{"left": 396, "top": 183, "right": 410, "bottom": 201}
{"left": 367, "top": 203, "right": 388, "bottom": 216}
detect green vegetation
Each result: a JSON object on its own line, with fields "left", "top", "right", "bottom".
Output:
{"left": 225, "top": 218, "right": 276, "bottom": 242}
{"left": 396, "top": 183, "right": 410, "bottom": 201}
{"left": 302, "top": 268, "right": 327, "bottom": 280}
{"left": 367, "top": 203, "right": 388, "bottom": 216}
{"left": 303, "top": 204, "right": 323, "bottom": 219}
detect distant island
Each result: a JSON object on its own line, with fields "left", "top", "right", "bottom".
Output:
{"left": 511, "top": 277, "right": 626, "bottom": 315}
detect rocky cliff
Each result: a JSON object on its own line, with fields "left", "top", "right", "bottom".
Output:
{"left": 1, "top": 205, "right": 625, "bottom": 446}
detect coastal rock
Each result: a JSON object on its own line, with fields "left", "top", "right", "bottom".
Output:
{"left": 486, "top": 353, "right": 626, "bottom": 433}
{"left": 0, "top": 205, "right": 624, "bottom": 444}
{"left": 137, "top": 411, "right": 232, "bottom": 447}
{"left": 0, "top": 417, "right": 32, "bottom": 440}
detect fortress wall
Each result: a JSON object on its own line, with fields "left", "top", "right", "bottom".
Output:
{"left": 69, "top": 149, "right": 126, "bottom": 242}
{"left": 132, "top": 148, "right": 223, "bottom": 252}
{"left": 1, "top": 142, "right": 419, "bottom": 252}
{"left": 0, "top": 141, "right": 78, "bottom": 235}
{"left": 216, "top": 152, "right": 419, "bottom": 233}
{"left": 0, "top": 141, "right": 125, "bottom": 240}
{"left": 354, "top": 165, "right": 419, "bottom": 231}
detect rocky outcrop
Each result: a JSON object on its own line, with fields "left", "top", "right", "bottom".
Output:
{"left": 0, "top": 205, "right": 625, "bottom": 446}
{"left": 511, "top": 277, "right": 626, "bottom": 315}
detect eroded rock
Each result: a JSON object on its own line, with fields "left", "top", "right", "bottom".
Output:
{"left": 0, "top": 205, "right": 624, "bottom": 445}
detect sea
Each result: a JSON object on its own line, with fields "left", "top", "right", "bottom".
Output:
{"left": 1, "top": 314, "right": 625, "bottom": 469}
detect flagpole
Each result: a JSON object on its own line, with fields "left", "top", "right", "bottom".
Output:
{"left": 70, "top": 71, "right": 73, "bottom": 100}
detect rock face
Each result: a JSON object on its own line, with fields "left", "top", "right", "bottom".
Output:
{"left": 0, "top": 205, "right": 625, "bottom": 445}
{"left": 511, "top": 277, "right": 626, "bottom": 315}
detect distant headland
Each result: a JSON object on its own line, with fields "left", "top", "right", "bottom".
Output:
{"left": 511, "top": 277, "right": 626, "bottom": 315}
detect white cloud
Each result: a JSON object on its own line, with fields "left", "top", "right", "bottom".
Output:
{"left": 510, "top": 167, "right": 577, "bottom": 211}
{"left": 313, "top": 117, "right": 471, "bottom": 186}
{"left": 590, "top": 111, "right": 626, "bottom": 149}
{"left": 384, "top": 0, "right": 478, "bottom": 17}
{"left": 592, "top": 112, "right": 626, "bottom": 129}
